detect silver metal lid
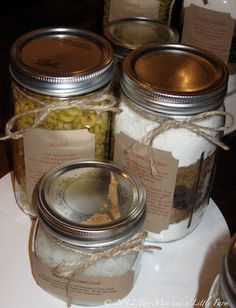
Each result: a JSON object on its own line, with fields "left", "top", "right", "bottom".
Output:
{"left": 104, "top": 17, "right": 178, "bottom": 60}
{"left": 122, "top": 44, "right": 228, "bottom": 115}
{"left": 220, "top": 234, "right": 236, "bottom": 306}
{"left": 36, "top": 160, "right": 146, "bottom": 247}
{"left": 10, "top": 27, "right": 114, "bottom": 96}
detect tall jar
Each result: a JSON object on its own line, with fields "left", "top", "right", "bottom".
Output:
{"left": 113, "top": 44, "right": 228, "bottom": 242}
{"left": 9, "top": 27, "right": 115, "bottom": 217}
{"left": 206, "top": 234, "right": 236, "bottom": 307}
{"left": 31, "top": 160, "right": 147, "bottom": 306}
{"left": 181, "top": 0, "right": 236, "bottom": 95}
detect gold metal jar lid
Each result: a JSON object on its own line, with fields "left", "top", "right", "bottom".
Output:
{"left": 36, "top": 160, "right": 146, "bottom": 248}
{"left": 122, "top": 44, "right": 228, "bottom": 115}
{"left": 10, "top": 27, "right": 114, "bottom": 96}
{"left": 104, "top": 17, "right": 178, "bottom": 60}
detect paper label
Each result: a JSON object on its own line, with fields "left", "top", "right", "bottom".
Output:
{"left": 108, "top": 0, "right": 160, "bottom": 21}
{"left": 31, "top": 253, "right": 134, "bottom": 304}
{"left": 113, "top": 132, "right": 178, "bottom": 233}
{"left": 181, "top": 4, "right": 235, "bottom": 64}
{"left": 23, "top": 128, "right": 95, "bottom": 203}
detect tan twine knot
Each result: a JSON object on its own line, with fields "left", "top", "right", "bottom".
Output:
{"left": 49, "top": 231, "right": 161, "bottom": 307}
{"left": 0, "top": 85, "right": 121, "bottom": 141}
{"left": 126, "top": 110, "right": 234, "bottom": 176}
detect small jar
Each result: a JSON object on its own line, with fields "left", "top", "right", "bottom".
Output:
{"left": 31, "top": 160, "right": 146, "bottom": 306}
{"left": 206, "top": 234, "right": 236, "bottom": 307}
{"left": 113, "top": 44, "right": 228, "bottom": 242}
{"left": 9, "top": 27, "right": 115, "bottom": 216}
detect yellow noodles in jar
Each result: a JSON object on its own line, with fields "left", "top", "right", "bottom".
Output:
{"left": 12, "top": 83, "right": 111, "bottom": 213}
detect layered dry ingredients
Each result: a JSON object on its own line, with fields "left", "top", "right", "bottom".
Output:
{"left": 9, "top": 27, "right": 115, "bottom": 216}
{"left": 115, "top": 100, "right": 223, "bottom": 241}
{"left": 113, "top": 44, "right": 228, "bottom": 242}
{"left": 31, "top": 160, "right": 148, "bottom": 306}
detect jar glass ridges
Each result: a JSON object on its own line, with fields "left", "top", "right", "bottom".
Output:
{"left": 113, "top": 44, "right": 228, "bottom": 242}
{"left": 10, "top": 27, "right": 116, "bottom": 216}
{"left": 31, "top": 160, "right": 146, "bottom": 306}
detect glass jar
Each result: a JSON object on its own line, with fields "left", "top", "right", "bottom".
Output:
{"left": 104, "top": 17, "right": 179, "bottom": 156}
{"left": 182, "top": 0, "right": 236, "bottom": 95}
{"left": 31, "top": 160, "right": 146, "bottom": 306}
{"left": 206, "top": 234, "right": 236, "bottom": 307}
{"left": 103, "top": 0, "right": 175, "bottom": 25}
{"left": 113, "top": 44, "right": 228, "bottom": 242}
{"left": 104, "top": 17, "right": 179, "bottom": 97}
{"left": 9, "top": 27, "right": 115, "bottom": 217}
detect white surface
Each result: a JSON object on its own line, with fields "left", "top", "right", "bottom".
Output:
{"left": 0, "top": 173, "right": 231, "bottom": 308}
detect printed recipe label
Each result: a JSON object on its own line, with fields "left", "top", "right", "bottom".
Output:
{"left": 32, "top": 253, "right": 134, "bottom": 304}
{"left": 182, "top": 4, "right": 235, "bottom": 64}
{"left": 114, "top": 132, "right": 178, "bottom": 233}
{"left": 23, "top": 128, "right": 95, "bottom": 203}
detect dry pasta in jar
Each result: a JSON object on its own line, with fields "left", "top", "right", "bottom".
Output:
{"left": 9, "top": 27, "right": 117, "bottom": 217}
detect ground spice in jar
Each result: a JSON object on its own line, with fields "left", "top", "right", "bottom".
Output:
{"left": 113, "top": 44, "right": 229, "bottom": 242}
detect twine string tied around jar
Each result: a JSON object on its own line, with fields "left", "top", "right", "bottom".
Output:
{"left": 126, "top": 110, "right": 234, "bottom": 176}
{"left": 50, "top": 231, "right": 161, "bottom": 307}
{"left": 0, "top": 86, "right": 121, "bottom": 141}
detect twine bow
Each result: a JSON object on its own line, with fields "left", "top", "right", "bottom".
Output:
{"left": 0, "top": 86, "right": 121, "bottom": 141}
{"left": 126, "top": 110, "right": 234, "bottom": 176}
{"left": 50, "top": 231, "right": 161, "bottom": 307}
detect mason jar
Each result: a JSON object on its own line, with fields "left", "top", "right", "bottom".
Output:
{"left": 9, "top": 27, "right": 116, "bottom": 217}
{"left": 206, "top": 234, "right": 236, "bottom": 307}
{"left": 113, "top": 44, "right": 228, "bottom": 242}
{"left": 103, "top": 0, "right": 176, "bottom": 25}
{"left": 31, "top": 160, "right": 146, "bottom": 306}
{"left": 104, "top": 17, "right": 179, "bottom": 97}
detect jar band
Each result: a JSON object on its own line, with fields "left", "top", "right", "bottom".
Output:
{"left": 123, "top": 98, "right": 234, "bottom": 176}
{"left": 41, "top": 231, "right": 161, "bottom": 307}
{"left": 0, "top": 85, "right": 121, "bottom": 141}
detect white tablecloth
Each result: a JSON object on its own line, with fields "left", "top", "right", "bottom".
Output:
{"left": 0, "top": 173, "right": 230, "bottom": 308}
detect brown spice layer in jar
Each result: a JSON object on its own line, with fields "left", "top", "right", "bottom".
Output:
{"left": 170, "top": 152, "right": 216, "bottom": 224}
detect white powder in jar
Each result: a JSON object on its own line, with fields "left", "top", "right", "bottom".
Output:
{"left": 35, "top": 224, "right": 138, "bottom": 277}
{"left": 115, "top": 101, "right": 224, "bottom": 167}
{"left": 114, "top": 100, "right": 224, "bottom": 242}
{"left": 148, "top": 207, "right": 203, "bottom": 242}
